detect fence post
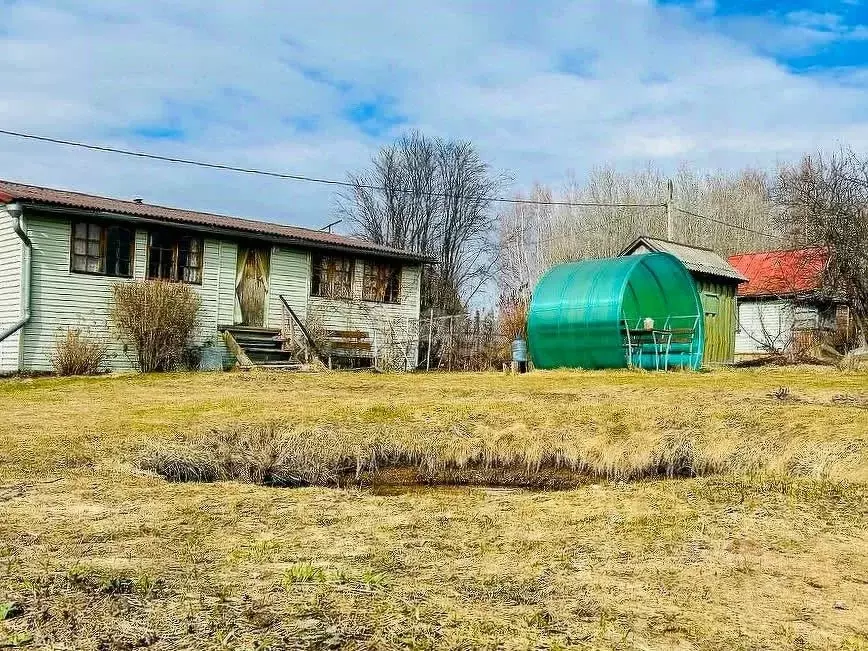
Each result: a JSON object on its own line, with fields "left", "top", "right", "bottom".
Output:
{"left": 447, "top": 316, "right": 454, "bottom": 372}
{"left": 426, "top": 308, "right": 433, "bottom": 371}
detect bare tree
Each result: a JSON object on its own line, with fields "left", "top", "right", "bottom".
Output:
{"left": 340, "top": 131, "right": 503, "bottom": 313}
{"left": 497, "top": 165, "right": 777, "bottom": 293}
{"left": 773, "top": 149, "right": 868, "bottom": 348}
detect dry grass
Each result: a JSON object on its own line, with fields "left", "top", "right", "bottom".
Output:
{"left": 1, "top": 368, "right": 868, "bottom": 649}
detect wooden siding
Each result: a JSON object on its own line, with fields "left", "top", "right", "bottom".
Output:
{"left": 697, "top": 278, "right": 737, "bottom": 365}
{"left": 266, "top": 246, "right": 310, "bottom": 328}
{"left": 20, "top": 213, "right": 233, "bottom": 371}
{"left": 735, "top": 300, "right": 803, "bottom": 355}
{"left": 216, "top": 240, "right": 238, "bottom": 327}
{"left": 307, "top": 260, "right": 422, "bottom": 367}
{"left": 0, "top": 215, "right": 23, "bottom": 372}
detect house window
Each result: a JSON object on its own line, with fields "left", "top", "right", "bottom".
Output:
{"left": 147, "top": 231, "right": 203, "bottom": 284}
{"left": 362, "top": 260, "right": 401, "bottom": 303}
{"left": 703, "top": 292, "right": 720, "bottom": 317}
{"left": 71, "top": 222, "right": 134, "bottom": 277}
{"left": 311, "top": 254, "right": 354, "bottom": 298}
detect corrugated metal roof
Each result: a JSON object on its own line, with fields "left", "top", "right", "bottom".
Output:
{"left": 619, "top": 236, "right": 747, "bottom": 282}
{"left": 728, "top": 247, "right": 826, "bottom": 296}
{"left": 0, "top": 179, "right": 435, "bottom": 263}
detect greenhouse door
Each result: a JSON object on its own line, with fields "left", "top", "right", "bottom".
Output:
{"left": 235, "top": 246, "right": 271, "bottom": 327}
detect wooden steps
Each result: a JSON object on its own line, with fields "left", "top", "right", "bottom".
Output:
{"left": 219, "top": 326, "right": 299, "bottom": 369}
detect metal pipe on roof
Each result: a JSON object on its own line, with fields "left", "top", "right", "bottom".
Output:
{"left": 0, "top": 202, "right": 33, "bottom": 346}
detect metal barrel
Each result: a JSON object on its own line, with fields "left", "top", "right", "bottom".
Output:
{"left": 511, "top": 338, "right": 528, "bottom": 362}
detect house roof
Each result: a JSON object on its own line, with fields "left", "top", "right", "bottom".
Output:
{"left": 0, "top": 179, "right": 435, "bottom": 264}
{"left": 727, "top": 247, "right": 827, "bottom": 297}
{"left": 618, "top": 236, "right": 747, "bottom": 283}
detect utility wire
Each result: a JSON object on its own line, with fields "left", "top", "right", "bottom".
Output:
{"left": 532, "top": 205, "right": 784, "bottom": 244}
{"left": 0, "top": 128, "right": 785, "bottom": 237}
{"left": 671, "top": 206, "right": 783, "bottom": 239}
{"left": 0, "top": 128, "right": 663, "bottom": 209}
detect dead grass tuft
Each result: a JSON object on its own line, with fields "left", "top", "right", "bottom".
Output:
{"left": 136, "top": 418, "right": 864, "bottom": 488}
{"left": 50, "top": 328, "right": 107, "bottom": 376}
{"left": 137, "top": 426, "right": 350, "bottom": 486}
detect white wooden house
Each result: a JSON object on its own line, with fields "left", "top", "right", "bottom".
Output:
{"left": 728, "top": 248, "right": 850, "bottom": 356}
{"left": 0, "top": 180, "right": 432, "bottom": 372}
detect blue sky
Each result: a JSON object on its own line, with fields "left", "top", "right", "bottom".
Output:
{"left": 1, "top": 0, "right": 867, "bottom": 228}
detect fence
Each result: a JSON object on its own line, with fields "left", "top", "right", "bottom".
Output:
{"left": 420, "top": 312, "right": 515, "bottom": 371}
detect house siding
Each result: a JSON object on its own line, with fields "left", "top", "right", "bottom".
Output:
{"left": 214, "top": 239, "right": 237, "bottom": 327}
{"left": 735, "top": 300, "right": 797, "bottom": 355}
{"left": 0, "top": 215, "right": 23, "bottom": 372}
{"left": 307, "top": 260, "right": 422, "bottom": 368}
{"left": 697, "top": 278, "right": 738, "bottom": 365}
{"left": 20, "top": 212, "right": 232, "bottom": 371}
{"left": 735, "top": 299, "right": 827, "bottom": 356}
{"left": 266, "top": 246, "right": 310, "bottom": 329}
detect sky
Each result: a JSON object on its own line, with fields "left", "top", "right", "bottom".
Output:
{"left": 1, "top": 0, "right": 867, "bottom": 230}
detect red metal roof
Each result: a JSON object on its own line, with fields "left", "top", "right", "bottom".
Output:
{"left": 0, "top": 179, "right": 434, "bottom": 263}
{"left": 727, "top": 247, "right": 827, "bottom": 297}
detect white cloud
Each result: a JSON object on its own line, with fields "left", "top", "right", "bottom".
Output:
{"left": 0, "top": 0, "right": 867, "bottom": 228}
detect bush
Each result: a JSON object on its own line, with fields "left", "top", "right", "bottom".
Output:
{"left": 51, "top": 328, "right": 107, "bottom": 376}
{"left": 111, "top": 281, "right": 201, "bottom": 372}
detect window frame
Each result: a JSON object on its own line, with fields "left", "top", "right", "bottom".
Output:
{"left": 146, "top": 229, "right": 204, "bottom": 285}
{"left": 69, "top": 220, "right": 135, "bottom": 279}
{"left": 361, "top": 259, "right": 402, "bottom": 304}
{"left": 310, "top": 253, "right": 355, "bottom": 299}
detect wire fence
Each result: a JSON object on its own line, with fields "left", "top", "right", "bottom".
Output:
{"left": 419, "top": 312, "right": 516, "bottom": 372}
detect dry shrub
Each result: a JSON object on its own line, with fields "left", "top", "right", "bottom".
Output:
{"left": 498, "top": 289, "right": 529, "bottom": 340}
{"left": 51, "top": 328, "right": 107, "bottom": 376}
{"left": 111, "top": 281, "right": 200, "bottom": 372}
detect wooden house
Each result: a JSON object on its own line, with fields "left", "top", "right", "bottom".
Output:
{"left": 0, "top": 180, "right": 432, "bottom": 372}
{"left": 728, "top": 247, "right": 852, "bottom": 357}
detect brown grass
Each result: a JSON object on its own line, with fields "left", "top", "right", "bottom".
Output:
{"left": 1, "top": 368, "right": 868, "bottom": 649}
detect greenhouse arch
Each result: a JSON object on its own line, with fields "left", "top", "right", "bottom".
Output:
{"left": 527, "top": 252, "right": 704, "bottom": 370}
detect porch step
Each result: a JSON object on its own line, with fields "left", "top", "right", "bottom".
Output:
{"left": 222, "top": 325, "right": 301, "bottom": 369}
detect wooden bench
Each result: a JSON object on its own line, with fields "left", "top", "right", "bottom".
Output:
{"left": 623, "top": 317, "right": 700, "bottom": 370}
{"left": 324, "top": 329, "right": 373, "bottom": 358}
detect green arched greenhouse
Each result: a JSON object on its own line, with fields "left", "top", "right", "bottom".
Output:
{"left": 527, "top": 252, "right": 705, "bottom": 370}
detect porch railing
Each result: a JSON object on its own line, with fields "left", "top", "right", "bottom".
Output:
{"left": 279, "top": 295, "right": 324, "bottom": 364}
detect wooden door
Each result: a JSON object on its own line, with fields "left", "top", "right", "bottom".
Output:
{"left": 236, "top": 246, "right": 271, "bottom": 327}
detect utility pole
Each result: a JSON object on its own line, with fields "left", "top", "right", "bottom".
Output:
{"left": 665, "top": 179, "right": 674, "bottom": 241}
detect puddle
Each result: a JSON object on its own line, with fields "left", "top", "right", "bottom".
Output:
{"left": 368, "top": 483, "right": 477, "bottom": 496}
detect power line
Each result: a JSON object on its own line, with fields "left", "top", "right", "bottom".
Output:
{"left": 672, "top": 206, "right": 783, "bottom": 239}
{"left": 534, "top": 206, "right": 783, "bottom": 245}
{"left": 0, "top": 128, "right": 663, "bottom": 209}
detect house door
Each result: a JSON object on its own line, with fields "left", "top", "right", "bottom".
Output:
{"left": 235, "top": 246, "right": 271, "bottom": 327}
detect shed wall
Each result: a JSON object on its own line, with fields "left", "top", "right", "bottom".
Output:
{"left": 0, "top": 215, "right": 23, "bottom": 372}
{"left": 697, "top": 278, "right": 737, "bottom": 364}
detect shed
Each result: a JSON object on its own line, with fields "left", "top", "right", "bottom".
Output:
{"left": 527, "top": 252, "right": 704, "bottom": 370}
{"left": 619, "top": 236, "right": 746, "bottom": 364}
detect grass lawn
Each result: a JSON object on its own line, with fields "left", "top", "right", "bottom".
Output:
{"left": 1, "top": 368, "right": 867, "bottom": 649}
